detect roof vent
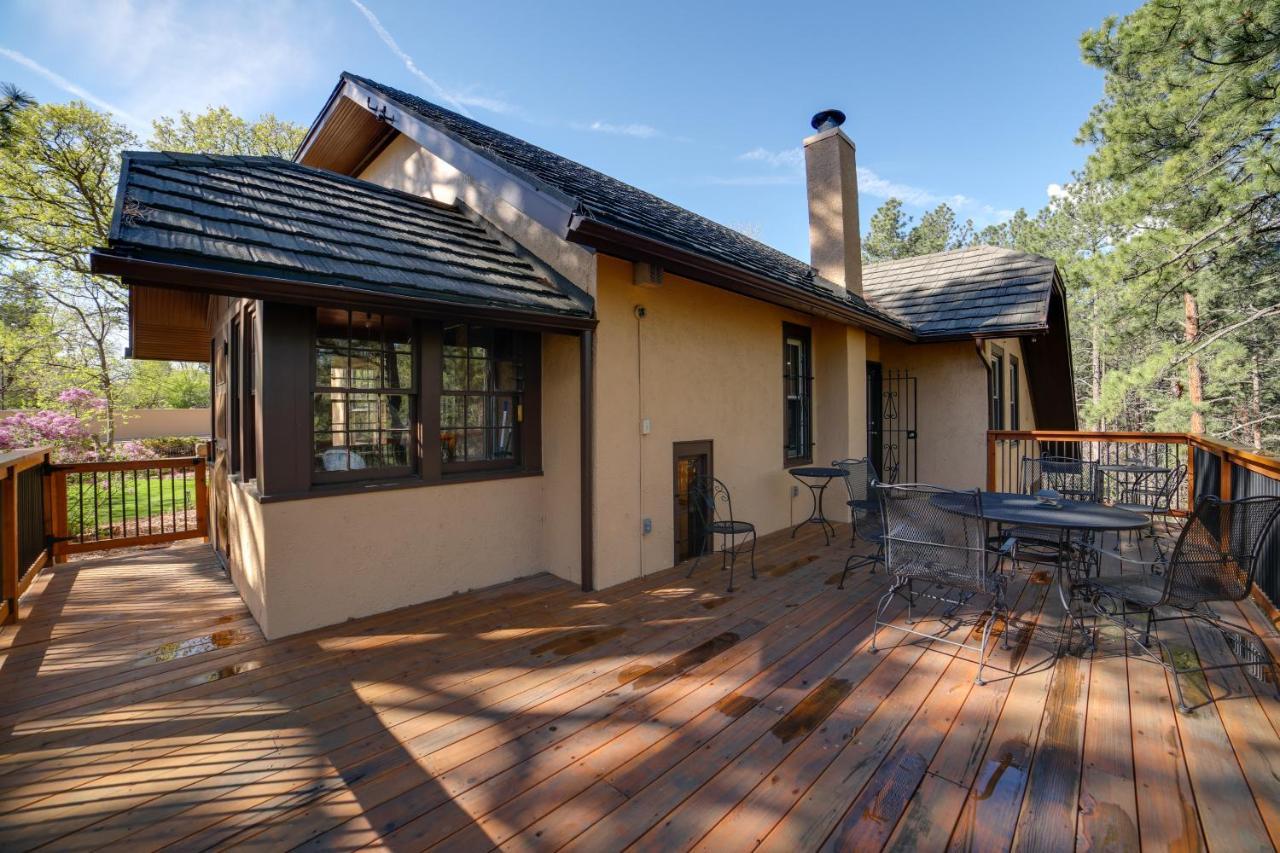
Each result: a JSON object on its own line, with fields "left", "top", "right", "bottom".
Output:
{"left": 809, "top": 109, "right": 846, "bottom": 132}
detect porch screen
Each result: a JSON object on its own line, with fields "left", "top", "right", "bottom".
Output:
{"left": 312, "top": 308, "right": 416, "bottom": 481}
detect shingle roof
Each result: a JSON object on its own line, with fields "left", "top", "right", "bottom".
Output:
{"left": 862, "top": 246, "right": 1058, "bottom": 337}
{"left": 345, "top": 73, "right": 905, "bottom": 332}
{"left": 106, "top": 151, "right": 592, "bottom": 319}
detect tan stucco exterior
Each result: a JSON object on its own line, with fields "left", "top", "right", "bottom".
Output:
{"left": 591, "top": 255, "right": 867, "bottom": 586}
{"left": 191, "top": 131, "right": 1059, "bottom": 640}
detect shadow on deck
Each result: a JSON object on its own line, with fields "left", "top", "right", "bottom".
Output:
{"left": 1, "top": 526, "right": 1279, "bottom": 851}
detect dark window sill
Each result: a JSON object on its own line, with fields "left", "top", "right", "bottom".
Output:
{"left": 783, "top": 455, "right": 814, "bottom": 469}
{"left": 254, "top": 467, "right": 543, "bottom": 503}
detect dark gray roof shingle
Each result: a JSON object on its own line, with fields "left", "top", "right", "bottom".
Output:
{"left": 107, "top": 151, "right": 592, "bottom": 318}
{"left": 862, "top": 246, "right": 1057, "bottom": 337}
{"left": 345, "top": 73, "right": 906, "bottom": 332}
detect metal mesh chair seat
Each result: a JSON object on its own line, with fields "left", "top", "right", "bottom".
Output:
{"left": 684, "top": 476, "right": 757, "bottom": 592}
{"left": 872, "top": 483, "right": 1011, "bottom": 685}
{"left": 708, "top": 520, "right": 755, "bottom": 535}
{"left": 1084, "top": 494, "right": 1280, "bottom": 712}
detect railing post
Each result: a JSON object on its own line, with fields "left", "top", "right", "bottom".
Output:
{"left": 50, "top": 468, "right": 68, "bottom": 564}
{"left": 1186, "top": 437, "right": 1197, "bottom": 510}
{"left": 195, "top": 457, "right": 209, "bottom": 541}
{"left": 1219, "top": 450, "right": 1233, "bottom": 503}
{"left": 986, "top": 433, "right": 997, "bottom": 492}
{"left": 1, "top": 463, "right": 17, "bottom": 624}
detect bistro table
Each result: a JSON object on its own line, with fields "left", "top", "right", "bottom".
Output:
{"left": 1098, "top": 461, "right": 1173, "bottom": 501}
{"left": 788, "top": 465, "right": 846, "bottom": 545}
{"left": 930, "top": 491, "right": 1148, "bottom": 652}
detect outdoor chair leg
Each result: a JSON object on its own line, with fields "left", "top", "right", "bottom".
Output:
{"left": 869, "top": 583, "right": 898, "bottom": 653}
{"left": 976, "top": 605, "right": 1000, "bottom": 686}
{"left": 748, "top": 530, "right": 757, "bottom": 579}
{"left": 726, "top": 544, "right": 736, "bottom": 593}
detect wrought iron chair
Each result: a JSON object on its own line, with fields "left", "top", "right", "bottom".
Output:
{"left": 1084, "top": 494, "right": 1280, "bottom": 713}
{"left": 872, "top": 483, "right": 1013, "bottom": 685}
{"left": 1111, "top": 463, "right": 1188, "bottom": 557}
{"left": 832, "top": 457, "right": 885, "bottom": 586}
{"left": 684, "top": 476, "right": 757, "bottom": 593}
{"left": 1006, "top": 455, "right": 1102, "bottom": 566}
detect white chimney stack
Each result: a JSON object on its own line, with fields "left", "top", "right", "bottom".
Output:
{"left": 803, "top": 109, "right": 862, "bottom": 295}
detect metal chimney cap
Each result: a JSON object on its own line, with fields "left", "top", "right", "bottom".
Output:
{"left": 810, "top": 109, "right": 846, "bottom": 132}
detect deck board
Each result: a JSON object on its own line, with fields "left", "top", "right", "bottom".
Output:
{"left": 1, "top": 527, "right": 1278, "bottom": 851}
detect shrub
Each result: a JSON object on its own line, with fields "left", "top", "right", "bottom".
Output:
{"left": 139, "top": 436, "right": 201, "bottom": 458}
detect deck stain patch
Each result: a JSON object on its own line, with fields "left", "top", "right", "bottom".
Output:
{"left": 767, "top": 554, "right": 819, "bottom": 578}
{"left": 771, "top": 677, "right": 853, "bottom": 743}
{"left": 975, "top": 741, "right": 1028, "bottom": 801}
{"left": 531, "top": 627, "right": 625, "bottom": 656}
{"left": 715, "top": 693, "right": 760, "bottom": 719}
{"left": 618, "top": 631, "right": 741, "bottom": 688}
{"left": 148, "top": 629, "right": 243, "bottom": 663}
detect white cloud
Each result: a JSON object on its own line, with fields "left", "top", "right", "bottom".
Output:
{"left": 1047, "top": 182, "right": 1068, "bottom": 200}
{"left": 22, "top": 0, "right": 324, "bottom": 134}
{"left": 738, "top": 146, "right": 803, "bottom": 168}
{"left": 0, "top": 47, "right": 144, "bottom": 128}
{"left": 573, "top": 120, "right": 661, "bottom": 139}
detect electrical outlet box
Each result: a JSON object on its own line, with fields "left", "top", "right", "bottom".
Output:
{"left": 642, "top": 518, "right": 652, "bottom": 534}
{"left": 640, "top": 418, "right": 652, "bottom": 435}
{"left": 790, "top": 485, "right": 800, "bottom": 497}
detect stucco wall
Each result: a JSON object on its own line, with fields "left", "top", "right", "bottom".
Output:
{"left": 873, "top": 335, "right": 1037, "bottom": 490}
{"left": 255, "top": 476, "right": 547, "bottom": 639}
{"left": 592, "top": 256, "right": 867, "bottom": 586}
{"left": 225, "top": 480, "right": 268, "bottom": 633}
{"left": 0, "top": 409, "right": 212, "bottom": 440}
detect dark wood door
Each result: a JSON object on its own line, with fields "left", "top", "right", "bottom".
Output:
{"left": 866, "top": 362, "right": 883, "bottom": 478}
{"left": 672, "top": 440, "right": 713, "bottom": 563}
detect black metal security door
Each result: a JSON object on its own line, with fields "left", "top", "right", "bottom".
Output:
{"left": 879, "top": 369, "right": 917, "bottom": 484}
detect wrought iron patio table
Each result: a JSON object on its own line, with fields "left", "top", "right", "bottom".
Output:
{"left": 1098, "top": 462, "right": 1172, "bottom": 500}
{"left": 788, "top": 465, "right": 846, "bottom": 545}
{"left": 929, "top": 491, "right": 1148, "bottom": 652}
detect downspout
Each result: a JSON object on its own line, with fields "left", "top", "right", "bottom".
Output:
{"left": 974, "top": 338, "right": 992, "bottom": 430}
{"left": 579, "top": 328, "right": 595, "bottom": 592}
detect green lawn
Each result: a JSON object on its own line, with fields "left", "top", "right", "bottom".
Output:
{"left": 65, "top": 471, "right": 199, "bottom": 539}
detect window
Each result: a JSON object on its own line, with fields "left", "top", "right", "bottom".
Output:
{"left": 243, "top": 307, "right": 258, "bottom": 481}
{"left": 440, "top": 324, "right": 527, "bottom": 471}
{"left": 990, "top": 345, "right": 1005, "bottom": 430}
{"left": 1009, "top": 355, "right": 1020, "bottom": 430}
{"left": 313, "top": 308, "right": 416, "bottom": 482}
{"left": 783, "top": 324, "right": 812, "bottom": 463}
{"left": 230, "top": 317, "right": 241, "bottom": 474}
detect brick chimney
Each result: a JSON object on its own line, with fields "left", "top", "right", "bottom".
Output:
{"left": 803, "top": 109, "right": 862, "bottom": 295}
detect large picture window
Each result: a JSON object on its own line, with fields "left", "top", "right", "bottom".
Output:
{"left": 441, "top": 324, "right": 526, "bottom": 471}
{"left": 313, "top": 308, "right": 416, "bottom": 481}
{"left": 990, "top": 345, "right": 1006, "bottom": 430}
{"left": 783, "top": 323, "right": 813, "bottom": 464}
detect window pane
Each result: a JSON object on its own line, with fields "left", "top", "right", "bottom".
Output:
{"left": 347, "top": 394, "right": 380, "bottom": 431}
{"left": 468, "top": 326, "right": 493, "bottom": 358}
{"left": 441, "top": 395, "right": 462, "bottom": 428}
{"left": 465, "top": 395, "right": 486, "bottom": 428}
{"left": 441, "top": 429, "right": 461, "bottom": 462}
{"left": 443, "top": 323, "right": 466, "bottom": 357}
{"left": 314, "top": 433, "right": 347, "bottom": 472}
{"left": 464, "top": 428, "right": 487, "bottom": 461}
{"left": 467, "top": 359, "right": 490, "bottom": 391}
{"left": 380, "top": 431, "right": 411, "bottom": 467}
{"left": 349, "top": 348, "right": 381, "bottom": 389}
{"left": 387, "top": 352, "right": 413, "bottom": 389}
{"left": 443, "top": 357, "right": 466, "bottom": 391}
{"left": 314, "top": 393, "right": 344, "bottom": 433}
{"left": 384, "top": 394, "right": 412, "bottom": 430}
{"left": 349, "top": 311, "right": 381, "bottom": 345}
{"left": 384, "top": 314, "right": 413, "bottom": 348}
{"left": 495, "top": 361, "right": 519, "bottom": 391}
{"left": 316, "top": 307, "right": 349, "bottom": 349}
{"left": 315, "top": 348, "right": 345, "bottom": 387}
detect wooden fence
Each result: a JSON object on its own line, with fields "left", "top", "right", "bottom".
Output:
{"left": 0, "top": 448, "right": 207, "bottom": 624}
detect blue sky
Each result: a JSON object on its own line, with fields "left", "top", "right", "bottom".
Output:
{"left": 1, "top": 0, "right": 1139, "bottom": 261}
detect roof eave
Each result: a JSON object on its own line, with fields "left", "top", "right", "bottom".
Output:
{"left": 567, "top": 217, "right": 916, "bottom": 340}
{"left": 90, "top": 248, "right": 597, "bottom": 332}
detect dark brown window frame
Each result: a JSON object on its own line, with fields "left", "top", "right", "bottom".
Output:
{"left": 439, "top": 323, "right": 540, "bottom": 476}
{"left": 782, "top": 322, "right": 814, "bottom": 466}
{"left": 990, "top": 344, "right": 1006, "bottom": 430}
{"left": 1009, "top": 354, "right": 1021, "bottom": 431}
{"left": 243, "top": 306, "right": 258, "bottom": 482}
{"left": 310, "top": 308, "right": 420, "bottom": 485}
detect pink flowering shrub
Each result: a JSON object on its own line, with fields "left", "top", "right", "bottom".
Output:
{"left": 0, "top": 389, "right": 152, "bottom": 463}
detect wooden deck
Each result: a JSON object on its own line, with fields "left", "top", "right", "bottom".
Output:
{"left": 1, "top": 527, "right": 1279, "bottom": 851}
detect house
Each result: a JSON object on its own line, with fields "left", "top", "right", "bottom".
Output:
{"left": 90, "top": 73, "right": 1074, "bottom": 639}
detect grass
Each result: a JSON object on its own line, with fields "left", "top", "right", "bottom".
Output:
{"left": 65, "top": 470, "right": 199, "bottom": 538}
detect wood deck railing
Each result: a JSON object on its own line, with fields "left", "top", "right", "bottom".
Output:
{"left": 0, "top": 449, "right": 208, "bottom": 624}
{"left": 987, "top": 429, "right": 1280, "bottom": 611}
